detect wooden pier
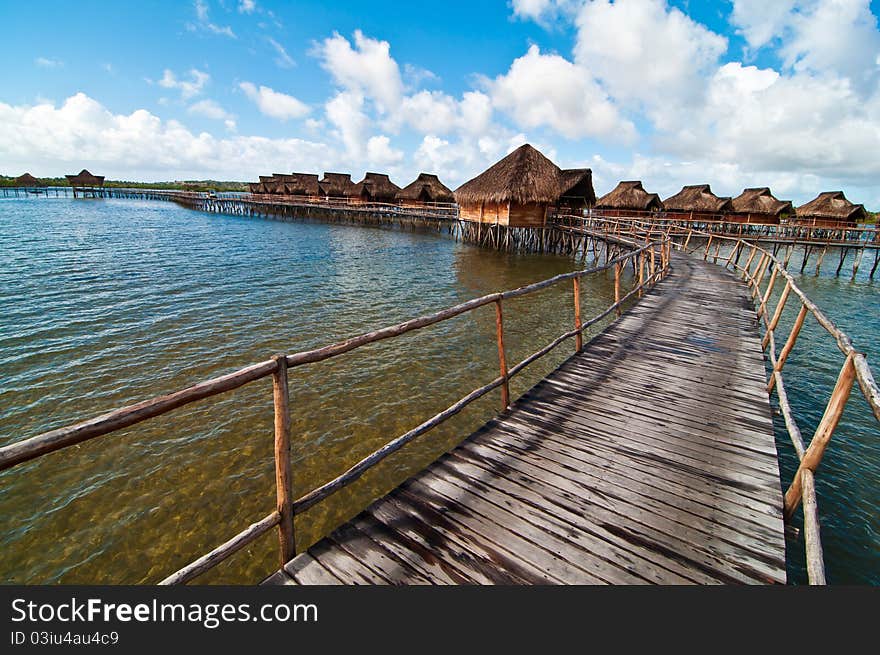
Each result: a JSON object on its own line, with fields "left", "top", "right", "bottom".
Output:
{"left": 264, "top": 255, "right": 786, "bottom": 585}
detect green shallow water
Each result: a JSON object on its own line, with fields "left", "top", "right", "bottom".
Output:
{"left": 0, "top": 198, "right": 625, "bottom": 584}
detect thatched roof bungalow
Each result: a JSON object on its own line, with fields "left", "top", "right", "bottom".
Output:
{"left": 795, "top": 191, "right": 867, "bottom": 227}
{"left": 319, "top": 172, "right": 357, "bottom": 198}
{"left": 14, "top": 173, "right": 45, "bottom": 187}
{"left": 355, "top": 173, "right": 401, "bottom": 203}
{"left": 454, "top": 144, "right": 563, "bottom": 227}
{"left": 729, "top": 187, "right": 792, "bottom": 224}
{"left": 396, "top": 173, "right": 455, "bottom": 205}
{"left": 663, "top": 184, "right": 732, "bottom": 220}
{"left": 558, "top": 169, "right": 595, "bottom": 211}
{"left": 65, "top": 169, "right": 105, "bottom": 187}
{"left": 595, "top": 181, "right": 663, "bottom": 215}
{"left": 272, "top": 173, "right": 320, "bottom": 196}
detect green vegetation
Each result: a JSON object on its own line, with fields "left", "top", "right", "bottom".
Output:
{"left": 0, "top": 175, "right": 247, "bottom": 192}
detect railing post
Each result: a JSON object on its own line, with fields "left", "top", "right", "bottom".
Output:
{"left": 495, "top": 300, "right": 510, "bottom": 409}
{"left": 783, "top": 354, "right": 856, "bottom": 521}
{"left": 272, "top": 355, "right": 295, "bottom": 567}
{"left": 637, "top": 252, "right": 645, "bottom": 298}
{"left": 751, "top": 253, "right": 770, "bottom": 298}
{"left": 762, "top": 280, "right": 792, "bottom": 350}
{"left": 573, "top": 277, "right": 583, "bottom": 352}
{"left": 704, "top": 235, "right": 713, "bottom": 261}
{"left": 768, "top": 303, "right": 809, "bottom": 392}
{"left": 614, "top": 262, "right": 622, "bottom": 317}
{"left": 742, "top": 245, "right": 758, "bottom": 280}
{"left": 757, "top": 265, "right": 779, "bottom": 318}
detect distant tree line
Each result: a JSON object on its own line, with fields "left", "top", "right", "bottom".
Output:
{"left": 0, "top": 175, "right": 247, "bottom": 192}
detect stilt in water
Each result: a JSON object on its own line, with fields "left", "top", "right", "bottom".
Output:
{"left": 814, "top": 246, "right": 828, "bottom": 276}
{"left": 800, "top": 246, "right": 812, "bottom": 274}
{"left": 836, "top": 248, "right": 849, "bottom": 277}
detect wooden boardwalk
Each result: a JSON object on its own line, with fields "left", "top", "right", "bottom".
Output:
{"left": 265, "top": 256, "right": 787, "bottom": 585}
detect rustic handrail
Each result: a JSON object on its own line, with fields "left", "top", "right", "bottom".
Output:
{"left": 0, "top": 231, "right": 670, "bottom": 584}
{"left": 564, "top": 214, "right": 879, "bottom": 585}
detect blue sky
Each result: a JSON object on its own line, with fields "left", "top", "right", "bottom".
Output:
{"left": 2, "top": 1, "right": 880, "bottom": 207}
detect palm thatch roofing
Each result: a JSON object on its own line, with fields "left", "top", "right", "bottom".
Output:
{"left": 663, "top": 184, "right": 732, "bottom": 213}
{"left": 65, "top": 169, "right": 105, "bottom": 187}
{"left": 14, "top": 173, "right": 45, "bottom": 187}
{"left": 396, "top": 173, "right": 455, "bottom": 203}
{"left": 796, "top": 191, "right": 867, "bottom": 223}
{"left": 319, "top": 172, "right": 357, "bottom": 198}
{"left": 730, "top": 188, "right": 792, "bottom": 216}
{"left": 595, "top": 181, "right": 663, "bottom": 211}
{"left": 273, "top": 173, "right": 320, "bottom": 195}
{"left": 558, "top": 168, "right": 596, "bottom": 206}
{"left": 355, "top": 172, "right": 401, "bottom": 202}
{"left": 454, "top": 144, "right": 563, "bottom": 205}
{"left": 247, "top": 182, "right": 262, "bottom": 193}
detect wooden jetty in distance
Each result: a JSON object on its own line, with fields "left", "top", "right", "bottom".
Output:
{"left": 1, "top": 219, "right": 877, "bottom": 586}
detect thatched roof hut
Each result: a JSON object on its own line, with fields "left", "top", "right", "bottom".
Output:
{"left": 558, "top": 168, "right": 595, "bottom": 210}
{"left": 795, "top": 191, "right": 867, "bottom": 227}
{"left": 595, "top": 181, "right": 663, "bottom": 213}
{"left": 663, "top": 184, "right": 732, "bottom": 218}
{"left": 14, "top": 173, "right": 45, "bottom": 187}
{"left": 454, "top": 144, "right": 565, "bottom": 227}
{"left": 355, "top": 173, "right": 401, "bottom": 203}
{"left": 319, "top": 172, "right": 357, "bottom": 198}
{"left": 729, "top": 187, "right": 792, "bottom": 224}
{"left": 247, "top": 182, "right": 263, "bottom": 194}
{"left": 396, "top": 173, "right": 455, "bottom": 204}
{"left": 65, "top": 169, "right": 105, "bottom": 187}
{"left": 273, "top": 173, "right": 320, "bottom": 196}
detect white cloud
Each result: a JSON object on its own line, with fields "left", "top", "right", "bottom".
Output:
{"left": 325, "top": 91, "right": 370, "bottom": 158}
{"left": 573, "top": 0, "right": 727, "bottom": 116}
{"left": 510, "top": 0, "right": 579, "bottom": 22}
{"left": 317, "top": 31, "right": 403, "bottom": 112}
{"left": 239, "top": 82, "right": 310, "bottom": 120}
{"left": 0, "top": 93, "right": 330, "bottom": 180}
{"left": 239, "top": 0, "right": 256, "bottom": 13}
{"left": 730, "top": 0, "right": 797, "bottom": 50}
{"left": 366, "top": 135, "right": 403, "bottom": 167}
{"left": 158, "top": 69, "right": 210, "bottom": 100}
{"left": 35, "top": 57, "right": 63, "bottom": 68}
{"left": 268, "top": 37, "right": 295, "bottom": 68}
{"left": 490, "top": 45, "right": 636, "bottom": 143}
{"left": 191, "top": 0, "right": 236, "bottom": 38}
{"left": 188, "top": 98, "right": 235, "bottom": 127}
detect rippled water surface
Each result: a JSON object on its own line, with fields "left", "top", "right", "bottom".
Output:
{"left": 0, "top": 198, "right": 625, "bottom": 584}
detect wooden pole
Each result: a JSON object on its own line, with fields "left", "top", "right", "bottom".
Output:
{"left": 742, "top": 245, "right": 758, "bottom": 280}
{"left": 801, "top": 469, "right": 827, "bottom": 585}
{"left": 767, "top": 304, "right": 809, "bottom": 392}
{"left": 762, "top": 280, "right": 792, "bottom": 349}
{"left": 495, "top": 300, "right": 510, "bottom": 409}
{"left": 637, "top": 252, "right": 645, "bottom": 298}
{"left": 573, "top": 278, "right": 583, "bottom": 352}
{"left": 614, "top": 262, "right": 622, "bottom": 317}
{"left": 757, "top": 265, "right": 779, "bottom": 318}
{"left": 272, "top": 355, "right": 295, "bottom": 567}
{"left": 784, "top": 354, "right": 856, "bottom": 521}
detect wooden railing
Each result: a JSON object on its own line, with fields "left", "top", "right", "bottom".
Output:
{"left": 558, "top": 214, "right": 880, "bottom": 585}
{"left": 0, "top": 233, "right": 671, "bottom": 584}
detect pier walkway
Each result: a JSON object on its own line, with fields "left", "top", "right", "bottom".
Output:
{"left": 265, "top": 255, "right": 787, "bottom": 585}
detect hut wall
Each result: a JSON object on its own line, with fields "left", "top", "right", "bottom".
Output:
{"left": 507, "top": 202, "right": 548, "bottom": 227}
{"left": 728, "top": 212, "right": 780, "bottom": 225}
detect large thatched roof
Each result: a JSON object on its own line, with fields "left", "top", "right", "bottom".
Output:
{"left": 596, "top": 181, "right": 663, "bottom": 211}
{"left": 319, "top": 172, "right": 357, "bottom": 198}
{"left": 396, "top": 173, "right": 455, "bottom": 202}
{"left": 558, "top": 168, "right": 596, "bottom": 206}
{"left": 455, "top": 144, "right": 562, "bottom": 205}
{"left": 355, "top": 172, "right": 401, "bottom": 202}
{"left": 65, "top": 169, "right": 105, "bottom": 187}
{"left": 14, "top": 173, "right": 45, "bottom": 187}
{"left": 796, "top": 191, "right": 867, "bottom": 223}
{"left": 730, "top": 188, "right": 792, "bottom": 216}
{"left": 273, "top": 173, "right": 319, "bottom": 195}
{"left": 663, "top": 184, "right": 732, "bottom": 213}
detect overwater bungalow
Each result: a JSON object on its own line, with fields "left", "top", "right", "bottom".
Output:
{"left": 13, "top": 173, "right": 45, "bottom": 188}
{"left": 595, "top": 181, "right": 663, "bottom": 216}
{"left": 65, "top": 169, "right": 105, "bottom": 188}
{"left": 663, "top": 184, "right": 732, "bottom": 221}
{"left": 284, "top": 173, "right": 320, "bottom": 197}
{"left": 557, "top": 169, "right": 596, "bottom": 212}
{"left": 729, "top": 187, "right": 792, "bottom": 224}
{"left": 795, "top": 191, "right": 867, "bottom": 228}
{"left": 319, "top": 172, "right": 358, "bottom": 199}
{"left": 396, "top": 173, "right": 455, "bottom": 206}
{"left": 454, "top": 143, "right": 562, "bottom": 227}
{"left": 355, "top": 173, "right": 401, "bottom": 203}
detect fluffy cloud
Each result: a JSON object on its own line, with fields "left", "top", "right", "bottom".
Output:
{"left": 317, "top": 31, "right": 403, "bottom": 112}
{"left": 325, "top": 91, "right": 370, "bottom": 159}
{"left": 239, "top": 82, "right": 309, "bottom": 120}
{"left": 158, "top": 69, "right": 210, "bottom": 100}
{"left": 574, "top": 0, "right": 727, "bottom": 117}
{"left": 0, "top": 93, "right": 331, "bottom": 179}
{"left": 490, "top": 45, "right": 636, "bottom": 142}
{"left": 187, "top": 99, "right": 236, "bottom": 131}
